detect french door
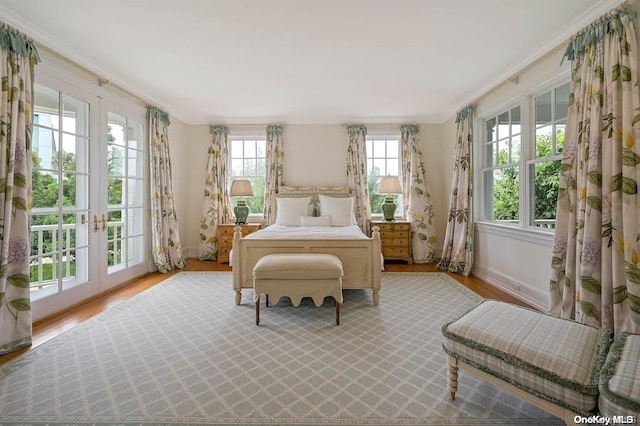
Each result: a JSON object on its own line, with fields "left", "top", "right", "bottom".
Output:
{"left": 30, "top": 77, "right": 149, "bottom": 320}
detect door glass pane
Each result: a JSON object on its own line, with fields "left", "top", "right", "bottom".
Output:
{"left": 127, "top": 120, "right": 143, "bottom": 150}
{"left": 63, "top": 94, "right": 89, "bottom": 137}
{"left": 108, "top": 177, "right": 125, "bottom": 206}
{"left": 127, "top": 148, "right": 142, "bottom": 177}
{"left": 33, "top": 84, "right": 59, "bottom": 129}
{"left": 33, "top": 127, "right": 58, "bottom": 173}
{"left": 127, "top": 178, "right": 143, "bottom": 206}
{"left": 108, "top": 145, "right": 125, "bottom": 177}
{"left": 107, "top": 112, "right": 145, "bottom": 273}
{"left": 31, "top": 85, "right": 90, "bottom": 296}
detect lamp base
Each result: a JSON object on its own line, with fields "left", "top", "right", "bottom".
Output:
{"left": 234, "top": 201, "right": 249, "bottom": 224}
{"left": 381, "top": 196, "right": 397, "bottom": 221}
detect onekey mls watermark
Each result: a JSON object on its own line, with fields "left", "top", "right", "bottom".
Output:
{"left": 574, "top": 415, "right": 637, "bottom": 425}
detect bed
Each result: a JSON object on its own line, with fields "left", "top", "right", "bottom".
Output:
{"left": 231, "top": 186, "right": 383, "bottom": 305}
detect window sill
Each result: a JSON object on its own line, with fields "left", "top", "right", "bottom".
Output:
{"left": 475, "top": 221, "right": 554, "bottom": 246}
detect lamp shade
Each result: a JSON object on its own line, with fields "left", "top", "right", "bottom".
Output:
{"left": 229, "top": 179, "right": 254, "bottom": 197}
{"left": 378, "top": 176, "right": 402, "bottom": 194}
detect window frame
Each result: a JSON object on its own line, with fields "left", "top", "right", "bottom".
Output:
{"left": 227, "top": 132, "right": 267, "bottom": 222}
{"left": 475, "top": 76, "right": 571, "bottom": 245}
{"left": 365, "top": 132, "right": 403, "bottom": 219}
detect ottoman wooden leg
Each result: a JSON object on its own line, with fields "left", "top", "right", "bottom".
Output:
{"left": 447, "top": 354, "right": 458, "bottom": 399}
{"left": 256, "top": 296, "right": 260, "bottom": 326}
{"left": 335, "top": 299, "right": 340, "bottom": 325}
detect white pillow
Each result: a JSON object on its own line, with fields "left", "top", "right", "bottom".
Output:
{"left": 318, "top": 195, "right": 355, "bottom": 227}
{"left": 276, "top": 197, "right": 312, "bottom": 226}
{"left": 300, "top": 215, "right": 331, "bottom": 227}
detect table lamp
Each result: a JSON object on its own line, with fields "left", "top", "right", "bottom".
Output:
{"left": 229, "top": 179, "right": 254, "bottom": 224}
{"left": 378, "top": 176, "right": 402, "bottom": 221}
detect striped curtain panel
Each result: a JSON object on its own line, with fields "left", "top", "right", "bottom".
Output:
{"left": 400, "top": 124, "right": 437, "bottom": 263}
{"left": 199, "top": 125, "right": 232, "bottom": 260}
{"left": 550, "top": 7, "right": 640, "bottom": 335}
{"left": 346, "top": 124, "right": 371, "bottom": 234}
{"left": 147, "top": 107, "right": 185, "bottom": 273}
{"left": 0, "top": 23, "right": 39, "bottom": 355}
{"left": 263, "top": 124, "right": 284, "bottom": 226}
{"left": 437, "top": 106, "right": 474, "bottom": 276}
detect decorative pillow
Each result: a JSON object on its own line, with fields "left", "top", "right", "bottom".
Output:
{"left": 276, "top": 197, "right": 312, "bottom": 226}
{"left": 318, "top": 195, "right": 355, "bottom": 227}
{"left": 300, "top": 215, "right": 331, "bottom": 227}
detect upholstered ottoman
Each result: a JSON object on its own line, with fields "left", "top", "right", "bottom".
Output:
{"left": 599, "top": 332, "right": 640, "bottom": 419}
{"left": 253, "top": 253, "right": 343, "bottom": 326}
{"left": 442, "top": 300, "right": 610, "bottom": 424}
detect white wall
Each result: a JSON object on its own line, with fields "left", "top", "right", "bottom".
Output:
{"left": 173, "top": 122, "right": 449, "bottom": 259}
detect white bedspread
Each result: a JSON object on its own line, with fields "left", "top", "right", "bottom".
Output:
{"left": 245, "top": 224, "right": 369, "bottom": 240}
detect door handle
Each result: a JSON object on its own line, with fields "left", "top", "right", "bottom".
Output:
{"left": 101, "top": 214, "right": 107, "bottom": 231}
{"left": 93, "top": 215, "right": 100, "bottom": 233}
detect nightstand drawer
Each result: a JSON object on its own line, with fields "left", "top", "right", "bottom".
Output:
{"left": 381, "top": 238, "right": 409, "bottom": 248}
{"left": 382, "top": 247, "right": 410, "bottom": 258}
{"left": 379, "top": 230, "right": 409, "bottom": 239}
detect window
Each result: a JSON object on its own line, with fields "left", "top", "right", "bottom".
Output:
{"left": 528, "top": 83, "right": 568, "bottom": 229}
{"left": 366, "top": 135, "right": 402, "bottom": 216}
{"left": 229, "top": 137, "right": 266, "bottom": 215}
{"left": 480, "top": 81, "right": 570, "bottom": 230}
{"left": 483, "top": 106, "right": 521, "bottom": 223}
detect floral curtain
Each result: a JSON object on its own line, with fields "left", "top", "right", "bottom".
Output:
{"left": 0, "top": 23, "right": 39, "bottom": 355}
{"left": 550, "top": 7, "right": 640, "bottom": 335}
{"left": 199, "top": 125, "right": 232, "bottom": 260}
{"left": 263, "top": 124, "right": 284, "bottom": 226}
{"left": 148, "top": 107, "right": 185, "bottom": 273}
{"left": 346, "top": 124, "right": 371, "bottom": 233}
{"left": 437, "top": 106, "right": 474, "bottom": 276}
{"left": 400, "top": 124, "right": 437, "bottom": 263}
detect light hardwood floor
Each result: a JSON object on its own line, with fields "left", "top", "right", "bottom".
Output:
{"left": 0, "top": 258, "right": 530, "bottom": 366}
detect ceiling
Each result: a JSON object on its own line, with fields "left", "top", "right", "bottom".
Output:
{"left": 0, "top": 0, "right": 616, "bottom": 124}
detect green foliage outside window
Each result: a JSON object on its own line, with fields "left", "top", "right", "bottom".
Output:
{"left": 491, "top": 129, "right": 563, "bottom": 225}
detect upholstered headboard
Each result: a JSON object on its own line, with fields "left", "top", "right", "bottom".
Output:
{"left": 276, "top": 185, "right": 353, "bottom": 218}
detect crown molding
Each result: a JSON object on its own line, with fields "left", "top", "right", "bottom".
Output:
{"left": 442, "top": 0, "right": 623, "bottom": 122}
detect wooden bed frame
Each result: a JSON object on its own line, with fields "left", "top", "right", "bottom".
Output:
{"left": 231, "top": 186, "right": 383, "bottom": 306}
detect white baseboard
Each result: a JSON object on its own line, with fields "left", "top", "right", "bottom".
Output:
{"left": 183, "top": 248, "right": 200, "bottom": 259}
{"left": 472, "top": 264, "right": 549, "bottom": 312}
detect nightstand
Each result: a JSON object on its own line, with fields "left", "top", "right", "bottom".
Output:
{"left": 370, "top": 220, "right": 412, "bottom": 264}
{"left": 217, "top": 223, "right": 261, "bottom": 263}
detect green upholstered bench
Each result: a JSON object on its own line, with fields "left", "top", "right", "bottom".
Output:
{"left": 598, "top": 332, "right": 640, "bottom": 419}
{"left": 442, "top": 300, "right": 610, "bottom": 425}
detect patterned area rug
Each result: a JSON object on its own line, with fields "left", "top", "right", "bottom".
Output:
{"left": 0, "top": 272, "right": 563, "bottom": 425}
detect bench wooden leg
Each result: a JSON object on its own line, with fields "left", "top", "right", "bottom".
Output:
{"left": 255, "top": 296, "right": 260, "bottom": 326}
{"left": 266, "top": 294, "right": 269, "bottom": 307}
{"left": 447, "top": 354, "right": 458, "bottom": 400}
{"left": 335, "top": 299, "right": 340, "bottom": 325}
